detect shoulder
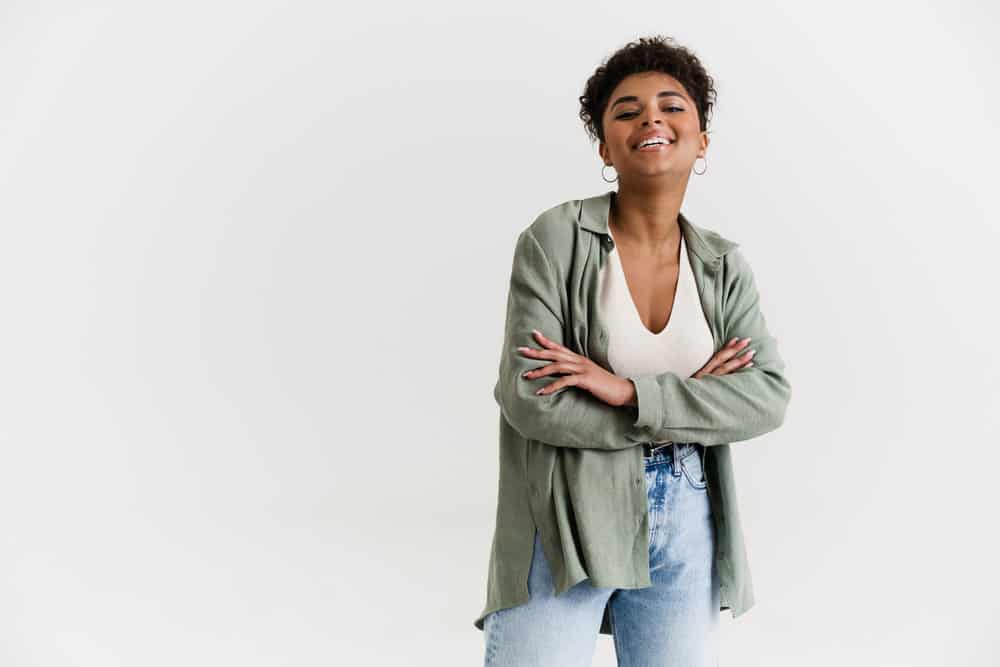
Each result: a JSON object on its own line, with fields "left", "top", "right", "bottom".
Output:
{"left": 502, "top": 196, "right": 587, "bottom": 275}
{"left": 521, "top": 197, "right": 583, "bottom": 258}
{"left": 678, "top": 217, "right": 757, "bottom": 288}
{"left": 679, "top": 210, "right": 742, "bottom": 261}
{"left": 695, "top": 221, "right": 740, "bottom": 256}
{"left": 720, "top": 241, "right": 766, "bottom": 302}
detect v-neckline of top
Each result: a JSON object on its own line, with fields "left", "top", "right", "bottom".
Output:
{"left": 608, "top": 223, "right": 685, "bottom": 337}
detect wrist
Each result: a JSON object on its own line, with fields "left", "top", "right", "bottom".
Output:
{"left": 621, "top": 378, "right": 637, "bottom": 407}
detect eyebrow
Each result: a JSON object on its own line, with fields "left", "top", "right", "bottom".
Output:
{"left": 609, "top": 90, "right": 688, "bottom": 109}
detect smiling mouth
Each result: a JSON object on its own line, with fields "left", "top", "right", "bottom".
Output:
{"left": 633, "top": 135, "right": 676, "bottom": 150}
{"left": 635, "top": 141, "right": 673, "bottom": 152}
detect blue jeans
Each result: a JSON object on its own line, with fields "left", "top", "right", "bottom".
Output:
{"left": 483, "top": 442, "right": 720, "bottom": 666}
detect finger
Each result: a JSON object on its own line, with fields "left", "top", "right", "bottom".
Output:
{"left": 735, "top": 347, "right": 756, "bottom": 368}
{"left": 713, "top": 348, "right": 756, "bottom": 374}
{"left": 517, "top": 346, "right": 573, "bottom": 363}
{"left": 523, "top": 361, "right": 583, "bottom": 379}
{"left": 711, "top": 358, "right": 745, "bottom": 376}
{"left": 721, "top": 337, "right": 751, "bottom": 358}
{"left": 532, "top": 329, "right": 573, "bottom": 353}
{"left": 534, "top": 374, "right": 578, "bottom": 395}
{"left": 695, "top": 337, "right": 750, "bottom": 377}
{"left": 702, "top": 337, "right": 750, "bottom": 373}
{"left": 697, "top": 358, "right": 718, "bottom": 376}
{"left": 708, "top": 338, "right": 751, "bottom": 369}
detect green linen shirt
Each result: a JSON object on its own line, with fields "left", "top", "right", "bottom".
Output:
{"left": 474, "top": 189, "right": 792, "bottom": 635}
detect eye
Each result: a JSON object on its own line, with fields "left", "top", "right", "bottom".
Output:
{"left": 616, "top": 106, "right": 684, "bottom": 119}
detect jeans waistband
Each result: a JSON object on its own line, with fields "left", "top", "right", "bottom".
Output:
{"left": 641, "top": 442, "right": 700, "bottom": 468}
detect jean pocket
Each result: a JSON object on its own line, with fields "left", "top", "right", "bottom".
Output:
{"left": 679, "top": 446, "right": 708, "bottom": 491}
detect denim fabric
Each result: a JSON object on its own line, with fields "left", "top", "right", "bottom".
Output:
{"left": 483, "top": 442, "right": 720, "bottom": 666}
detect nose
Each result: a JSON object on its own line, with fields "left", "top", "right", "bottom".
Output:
{"left": 640, "top": 106, "right": 667, "bottom": 126}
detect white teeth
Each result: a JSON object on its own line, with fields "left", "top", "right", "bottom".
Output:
{"left": 637, "top": 138, "right": 672, "bottom": 148}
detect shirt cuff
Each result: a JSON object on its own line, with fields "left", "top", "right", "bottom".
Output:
{"left": 628, "top": 375, "right": 662, "bottom": 433}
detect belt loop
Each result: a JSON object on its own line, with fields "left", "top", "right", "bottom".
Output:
{"left": 671, "top": 442, "right": 682, "bottom": 477}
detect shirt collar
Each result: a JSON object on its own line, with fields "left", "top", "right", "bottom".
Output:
{"left": 578, "top": 189, "right": 739, "bottom": 265}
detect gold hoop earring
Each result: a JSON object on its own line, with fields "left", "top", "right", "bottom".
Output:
{"left": 601, "top": 164, "right": 618, "bottom": 183}
{"left": 693, "top": 156, "right": 707, "bottom": 175}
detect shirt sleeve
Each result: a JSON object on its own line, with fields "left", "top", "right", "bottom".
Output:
{"left": 626, "top": 247, "right": 792, "bottom": 446}
{"left": 493, "top": 228, "right": 791, "bottom": 450}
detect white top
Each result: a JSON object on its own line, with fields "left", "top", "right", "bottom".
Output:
{"left": 598, "top": 227, "right": 715, "bottom": 443}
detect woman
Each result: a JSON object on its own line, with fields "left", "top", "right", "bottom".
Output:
{"left": 476, "top": 35, "right": 791, "bottom": 666}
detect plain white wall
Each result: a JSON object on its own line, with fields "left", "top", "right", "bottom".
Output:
{"left": 1, "top": 1, "right": 997, "bottom": 665}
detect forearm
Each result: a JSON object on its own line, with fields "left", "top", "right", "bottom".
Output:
{"left": 495, "top": 228, "right": 791, "bottom": 450}
{"left": 622, "top": 245, "right": 793, "bottom": 447}
{"left": 627, "top": 363, "right": 790, "bottom": 446}
{"left": 494, "top": 376, "right": 646, "bottom": 450}
{"left": 623, "top": 379, "right": 638, "bottom": 407}
{"left": 498, "top": 361, "right": 788, "bottom": 451}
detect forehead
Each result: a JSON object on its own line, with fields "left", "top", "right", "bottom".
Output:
{"left": 607, "top": 71, "right": 691, "bottom": 105}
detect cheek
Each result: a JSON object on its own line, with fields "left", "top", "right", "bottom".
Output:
{"left": 605, "top": 127, "right": 631, "bottom": 153}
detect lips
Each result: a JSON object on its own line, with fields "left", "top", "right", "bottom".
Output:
{"left": 632, "top": 134, "right": 676, "bottom": 150}
{"left": 636, "top": 142, "right": 672, "bottom": 152}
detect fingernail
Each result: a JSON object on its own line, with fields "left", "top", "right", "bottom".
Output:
{"left": 532, "top": 329, "right": 541, "bottom": 336}
{"left": 747, "top": 349, "right": 757, "bottom": 357}
{"left": 517, "top": 346, "right": 529, "bottom": 352}
{"left": 535, "top": 387, "right": 544, "bottom": 395}
{"left": 746, "top": 361, "right": 754, "bottom": 367}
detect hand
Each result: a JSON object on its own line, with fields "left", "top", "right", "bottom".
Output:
{"left": 691, "top": 337, "right": 756, "bottom": 379}
{"left": 518, "top": 329, "right": 635, "bottom": 407}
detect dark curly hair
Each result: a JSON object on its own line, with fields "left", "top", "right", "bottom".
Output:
{"left": 579, "top": 35, "right": 718, "bottom": 144}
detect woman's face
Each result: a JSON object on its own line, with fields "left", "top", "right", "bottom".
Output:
{"left": 599, "top": 71, "right": 707, "bottom": 183}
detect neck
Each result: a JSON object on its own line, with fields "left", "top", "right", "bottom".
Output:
{"left": 609, "top": 183, "right": 685, "bottom": 255}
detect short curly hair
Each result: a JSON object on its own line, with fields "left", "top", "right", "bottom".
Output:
{"left": 579, "top": 35, "right": 718, "bottom": 144}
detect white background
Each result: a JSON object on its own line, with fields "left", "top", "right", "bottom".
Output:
{"left": 1, "top": 1, "right": 997, "bottom": 665}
